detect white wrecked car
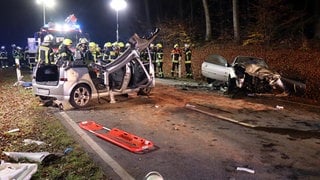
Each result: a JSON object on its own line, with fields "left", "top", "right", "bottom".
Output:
{"left": 201, "top": 55, "right": 286, "bottom": 94}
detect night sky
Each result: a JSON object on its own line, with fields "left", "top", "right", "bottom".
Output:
{"left": 0, "top": 0, "right": 143, "bottom": 49}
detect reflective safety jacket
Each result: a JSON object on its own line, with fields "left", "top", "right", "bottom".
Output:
{"left": 184, "top": 49, "right": 192, "bottom": 64}
{"left": 38, "top": 45, "right": 54, "bottom": 64}
{"left": 0, "top": 50, "right": 8, "bottom": 59}
{"left": 171, "top": 48, "right": 181, "bottom": 63}
{"left": 58, "top": 45, "right": 73, "bottom": 61}
{"left": 156, "top": 49, "right": 163, "bottom": 63}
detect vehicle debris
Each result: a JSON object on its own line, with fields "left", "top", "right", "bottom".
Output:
{"left": 236, "top": 167, "right": 255, "bottom": 174}
{"left": 0, "top": 160, "right": 38, "bottom": 180}
{"left": 23, "top": 139, "right": 46, "bottom": 146}
{"left": 275, "top": 105, "right": 284, "bottom": 110}
{"left": 144, "top": 171, "right": 164, "bottom": 180}
{"left": 3, "top": 152, "right": 63, "bottom": 165}
{"left": 6, "top": 128, "right": 20, "bottom": 134}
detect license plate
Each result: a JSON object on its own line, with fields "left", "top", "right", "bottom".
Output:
{"left": 37, "top": 88, "right": 49, "bottom": 95}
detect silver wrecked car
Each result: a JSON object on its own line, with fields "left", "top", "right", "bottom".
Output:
{"left": 32, "top": 29, "right": 160, "bottom": 109}
{"left": 201, "top": 55, "right": 286, "bottom": 94}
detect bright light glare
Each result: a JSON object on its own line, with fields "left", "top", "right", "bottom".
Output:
{"left": 110, "top": 0, "right": 127, "bottom": 11}
{"left": 36, "top": 0, "right": 55, "bottom": 8}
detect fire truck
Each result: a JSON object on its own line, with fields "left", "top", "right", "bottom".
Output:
{"left": 25, "top": 15, "right": 87, "bottom": 67}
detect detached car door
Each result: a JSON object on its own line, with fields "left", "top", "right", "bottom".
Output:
{"left": 201, "top": 54, "right": 230, "bottom": 82}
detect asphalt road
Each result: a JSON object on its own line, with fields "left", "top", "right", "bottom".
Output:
{"left": 51, "top": 78, "right": 320, "bottom": 180}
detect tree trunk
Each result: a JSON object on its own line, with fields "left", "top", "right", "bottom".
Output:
{"left": 202, "top": 0, "right": 211, "bottom": 41}
{"left": 144, "top": 0, "right": 151, "bottom": 28}
{"left": 233, "top": 0, "right": 240, "bottom": 44}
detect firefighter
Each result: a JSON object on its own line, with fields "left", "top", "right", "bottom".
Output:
{"left": 184, "top": 43, "right": 193, "bottom": 78}
{"left": 118, "top": 41, "right": 125, "bottom": 55}
{"left": 156, "top": 43, "right": 164, "bottom": 78}
{"left": 88, "top": 42, "right": 100, "bottom": 64}
{"left": 12, "top": 45, "right": 24, "bottom": 68}
{"left": 110, "top": 42, "right": 119, "bottom": 60}
{"left": 95, "top": 43, "right": 102, "bottom": 63}
{"left": 57, "top": 38, "right": 73, "bottom": 64}
{"left": 149, "top": 43, "right": 157, "bottom": 74}
{"left": 37, "top": 34, "right": 55, "bottom": 64}
{"left": 102, "top": 42, "right": 112, "bottom": 62}
{"left": 170, "top": 44, "right": 181, "bottom": 77}
{"left": 0, "top": 46, "right": 8, "bottom": 68}
{"left": 76, "top": 38, "right": 89, "bottom": 61}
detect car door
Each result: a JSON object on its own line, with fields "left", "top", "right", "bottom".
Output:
{"left": 201, "top": 54, "right": 230, "bottom": 82}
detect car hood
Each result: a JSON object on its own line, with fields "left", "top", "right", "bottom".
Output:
{"left": 245, "top": 63, "right": 281, "bottom": 83}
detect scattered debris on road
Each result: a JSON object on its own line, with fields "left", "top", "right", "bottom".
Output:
{"left": 236, "top": 167, "right": 255, "bottom": 174}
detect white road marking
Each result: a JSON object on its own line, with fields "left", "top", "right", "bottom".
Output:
{"left": 59, "top": 111, "right": 134, "bottom": 180}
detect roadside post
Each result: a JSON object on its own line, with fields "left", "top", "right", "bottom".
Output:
{"left": 13, "top": 56, "right": 23, "bottom": 86}
{"left": 178, "top": 55, "right": 181, "bottom": 78}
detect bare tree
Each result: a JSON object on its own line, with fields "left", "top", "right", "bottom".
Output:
{"left": 202, "top": 0, "right": 211, "bottom": 41}
{"left": 233, "top": 0, "right": 240, "bottom": 43}
{"left": 144, "top": 0, "right": 151, "bottom": 28}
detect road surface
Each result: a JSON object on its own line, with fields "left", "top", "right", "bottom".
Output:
{"left": 51, "top": 78, "right": 320, "bottom": 179}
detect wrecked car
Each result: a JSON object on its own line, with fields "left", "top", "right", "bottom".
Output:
{"left": 32, "top": 29, "right": 160, "bottom": 109}
{"left": 201, "top": 55, "right": 286, "bottom": 94}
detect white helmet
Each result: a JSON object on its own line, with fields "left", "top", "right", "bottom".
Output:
{"left": 43, "top": 34, "right": 54, "bottom": 43}
{"left": 184, "top": 43, "right": 190, "bottom": 48}
{"left": 79, "top": 38, "right": 88, "bottom": 44}
{"left": 1, "top": 46, "right": 5, "bottom": 50}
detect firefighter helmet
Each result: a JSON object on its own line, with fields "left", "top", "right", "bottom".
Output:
{"left": 89, "top": 42, "right": 96, "bottom": 47}
{"left": 118, "top": 42, "right": 124, "bottom": 48}
{"left": 43, "top": 34, "right": 54, "bottom": 43}
{"left": 156, "top": 43, "right": 162, "bottom": 48}
{"left": 112, "top": 42, "right": 119, "bottom": 47}
{"left": 184, "top": 43, "right": 190, "bottom": 48}
{"left": 150, "top": 43, "right": 154, "bottom": 48}
{"left": 174, "top": 44, "right": 179, "bottom": 48}
{"left": 104, "top": 42, "right": 112, "bottom": 48}
{"left": 63, "top": 39, "right": 73, "bottom": 46}
{"left": 1, "top": 46, "right": 5, "bottom": 50}
{"left": 79, "top": 38, "right": 88, "bottom": 44}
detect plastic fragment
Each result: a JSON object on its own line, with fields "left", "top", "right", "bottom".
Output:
{"left": 276, "top": 105, "right": 284, "bottom": 110}
{"left": 0, "top": 160, "right": 38, "bottom": 180}
{"left": 64, "top": 147, "right": 73, "bottom": 155}
{"left": 144, "top": 171, "right": 164, "bottom": 180}
{"left": 23, "top": 139, "right": 45, "bottom": 145}
{"left": 236, "top": 167, "right": 255, "bottom": 174}
{"left": 7, "top": 128, "right": 20, "bottom": 133}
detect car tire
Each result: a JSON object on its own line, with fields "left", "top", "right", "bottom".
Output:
{"left": 69, "top": 84, "right": 91, "bottom": 109}
{"left": 138, "top": 87, "right": 152, "bottom": 95}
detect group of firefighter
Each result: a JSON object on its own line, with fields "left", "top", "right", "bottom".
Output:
{"left": 36, "top": 34, "right": 193, "bottom": 79}
{"left": 0, "top": 44, "right": 24, "bottom": 69}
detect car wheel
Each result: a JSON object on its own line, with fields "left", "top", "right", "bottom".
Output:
{"left": 69, "top": 84, "right": 91, "bottom": 108}
{"left": 138, "top": 87, "right": 152, "bottom": 95}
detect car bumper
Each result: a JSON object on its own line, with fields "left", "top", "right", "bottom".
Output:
{"left": 32, "top": 81, "right": 70, "bottom": 102}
